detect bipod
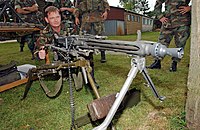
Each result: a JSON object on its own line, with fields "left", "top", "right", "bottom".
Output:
{"left": 92, "top": 56, "right": 165, "bottom": 130}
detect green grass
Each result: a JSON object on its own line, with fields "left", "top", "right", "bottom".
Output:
{"left": 0, "top": 32, "right": 190, "bottom": 130}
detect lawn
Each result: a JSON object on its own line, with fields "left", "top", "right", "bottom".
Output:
{"left": 0, "top": 31, "right": 190, "bottom": 130}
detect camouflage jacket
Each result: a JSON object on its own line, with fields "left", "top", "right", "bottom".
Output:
{"left": 14, "top": 0, "right": 42, "bottom": 24}
{"left": 76, "top": 0, "right": 110, "bottom": 23}
{"left": 51, "top": 0, "right": 74, "bottom": 20}
{"left": 36, "top": 22, "right": 70, "bottom": 49}
{"left": 154, "top": 0, "right": 191, "bottom": 28}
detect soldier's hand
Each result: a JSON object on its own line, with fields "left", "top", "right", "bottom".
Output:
{"left": 101, "top": 11, "right": 108, "bottom": 20}
{"left": 38, "top": 46, "right": 46, "bottom": 60}
{"left": 178, "top": 6, "right": 191, "bottom": 15}
{"left": 159, "top": 17, "right": 169, "bottom": 24}
{"left": 75, "top": 17, "right": 80, "bottom": 25}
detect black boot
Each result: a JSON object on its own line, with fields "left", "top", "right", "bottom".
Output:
{"left": 100, "top": 50, "right": 106, "bottom": 63}
{"left": 31, "top": 52, "right": 35, "bottom": 60}
{"left": 169, "top": 61, "right": 177, "bottom": 72}
{"left": 88, "top": 54, "right": 99, "bottom": 89}
{"left": 147, "top": 60, "right": 161, "bottom": 69}
{"left": 20, "top": 46, "right": 24, "bottom": 52}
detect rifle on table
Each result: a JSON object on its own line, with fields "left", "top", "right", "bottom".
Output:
{"left": 22, "top": 33, "right": 184, "bottom": 129}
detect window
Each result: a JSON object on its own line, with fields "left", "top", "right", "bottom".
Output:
{"left": 150, "top": 20, "right": 152, "bottom": 25}
{"left": 132, "top": 15, "right": 135, "bottom": 21}
{"left": 137, "top": 16, "right": 140, "bottom": 22}
{"left": 127, "top": 14, "right": 131, "bottom": 21}
{"left": 147, "top": 19, "right": 149, "bottom": 25}
{"left": 143, "top": 18, "right": 145, "bottom": 24}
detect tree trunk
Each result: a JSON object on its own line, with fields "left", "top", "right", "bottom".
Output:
{"left": 185, "top": 1, "right": 200, "bottom": 129}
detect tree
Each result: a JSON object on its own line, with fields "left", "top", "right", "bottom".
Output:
{"left": 185, "top": 1, "right": 200, "bottom": 129}
{"left": 119, "top": 0, "right": 136, "bottom": 11}
{"left": 135, "top": 0, "right": 150, "bottom": 14}
{"left": 120, "top": 0, "right": 150, "bottom": 14}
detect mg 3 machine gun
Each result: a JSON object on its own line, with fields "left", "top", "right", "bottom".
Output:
{"left": 22, "top": 33, "right": 184, "bottom": 130}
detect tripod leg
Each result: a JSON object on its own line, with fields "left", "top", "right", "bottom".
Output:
{"left": 141, "top": 68, "right": 165, "bottom": 101}
{"left": 21, "top": 70, "right": 34, "bottom": 100}
{"left": 93, "top": 63, "right": 139, "bottom": 130}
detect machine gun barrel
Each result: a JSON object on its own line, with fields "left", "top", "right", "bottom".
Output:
{"left": 54, "top": 35, "right": 184, "bottom": 59}
{"left": 53, "top": 35, "right": 184, "bottom": 59}
{"left": 73, "top": 38, "right": 184, "bottom": 59}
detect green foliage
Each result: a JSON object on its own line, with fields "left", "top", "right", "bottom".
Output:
{"left": 120, "top": 0, "right": 150, "bottom": 14}
{"left": 120, "top": 0, "right": 136, "bottom": 11}
{"left": 170, "top": 112, "right": 188, "bottom": 130}
{"left": 135, "top": 0, "right": 150, "bottom": 14}
{"left": 0, "top": 32, "right": 190, "bottom": 129}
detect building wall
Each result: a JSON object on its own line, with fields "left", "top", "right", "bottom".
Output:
{"left": 104, "top": 20, "right": 125, "bottom": 36}
{"left": 107, "top": 7, "right": 124, "bottom": 21}
{"left": 105, "top": 6, "right": 153, "bottom": 35}
{"left": 124, "top": 12, "right": 142, "bottom": 35}
{"left": 142, "top": 17, "right": 153, "bottom": 32}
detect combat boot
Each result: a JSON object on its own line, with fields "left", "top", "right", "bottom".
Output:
{"left": 20, "top": 46, "right": 23, "bottom": 52}
{"left": 31, "top": 52, "right": 35, "bottom": 60}
{"left": 147, "top": 60, "right": 161, "bottom": 69}
{"left": 169, "top": 61, "right": 177, "bottom": 72}
{"left": 100, "top": 50, "right": 106, "bottom": 63}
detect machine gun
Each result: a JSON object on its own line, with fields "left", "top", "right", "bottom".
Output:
{"left": 22, "top": 33, "right": 184, "bottom": 129}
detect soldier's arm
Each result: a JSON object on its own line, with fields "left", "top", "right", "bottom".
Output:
{"left": 15, "top": 8, "right": 31, "bottom": 14}
{"left": 15, "top": 4, "right": 38, "bottom": 14}
{"left": 60, "top": 7, "right": 74, "bottom": 13}
{"left": 60, "top": 0, "right": 74, "bottom": 13}
{"left": 22, "top": 4, "right": 39, "bottom": 13}
{"left": 102, "top": 0, "right": 110, "bottom": 20}
{"left": 103, "top": 0, "right": 110, "bottom": 12}
{"left": 72, "top": 8, "right": 80, "bottom": 25}
{"left": 36, "top": 30, "right": 49, "bottom": 50}
{"left": 178, "top": 0, "right": 192, "bottom": 15}
{"left": 178, "top": 6, "right": 191, "bottom": 15}
{"left": 154, "top": 0, "right": 165, "bottom": 20}
{"left": 15, "top": 3, "right": 31, "bottom": 14}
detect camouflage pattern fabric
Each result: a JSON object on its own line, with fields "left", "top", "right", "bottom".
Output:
{"left": 14, "top": 0, "right": 43, "bottom": 24}
{"left": 76, "top": 0, "right": 110, "bottom": 34}
{"left": 154, "top": 0, "right": 191, "bottom": 28}
{"left": 36, "top": 22, "right": 70, "bottom": 49}
{"left": 154, "top": 0, "right": 191, "bottom": 61}
{"left": 51, "top": 0, "right": 74, "bottom": 21}
{"left": 159, "top": 26, "right": 190, "bottom": 49}
{"left": 15, "top": 0, "right": 44, "bottom": 53}
{"left": 81, "top": 21, "right": 104, "bottom": 35}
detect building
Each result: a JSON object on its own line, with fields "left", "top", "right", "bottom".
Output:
{"left": 104, "top": 6, "right": 154, "bottom": 36}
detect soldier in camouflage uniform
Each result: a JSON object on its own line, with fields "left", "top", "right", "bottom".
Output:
{"left": 75, "top": 0, "right": 110, "bottom": 63}
{"left": 148, "top": 0, "right": 191, "bottom": 72}
{"left": 51, "top": 0, "right": 74, "bottom": 20}
{"left": 45, "top": 0, "right": 79, "bottom": 34}
{"left": 15, "top": 0, "right": 43, "bottom": 59}
{"left": 36, "top": 6, "right": 99, "bottom": 88}
{"left": 36, "top": 6, "right": 70, "bottom": 52}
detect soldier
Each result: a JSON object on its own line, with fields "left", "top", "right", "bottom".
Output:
{"left": 36, "top": 6, "right": 70, "bottom": 54}
{"left": 36, "top": 6, "right": 99, "bottom": 89}
{"left": 148, "top": 0, "right": 191, "bottom": 72}
{"left": 75, "top": 0, "right": 110, "bottom": 63}
{"left": 47, "top": 0, "right": 80, "bottom": 34}
{"left": 15, "top": 0, "right": 43, "bottom": 59}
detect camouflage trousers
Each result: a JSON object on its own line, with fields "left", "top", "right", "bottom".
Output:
{"left": 19, "top": 32, "right": 39, "bottom": 52}
{"left": 159, "top": 25, "right": 190, "bottom": 61}
{"left": 81, "top": 22, "right": 104, "bottom": 35}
